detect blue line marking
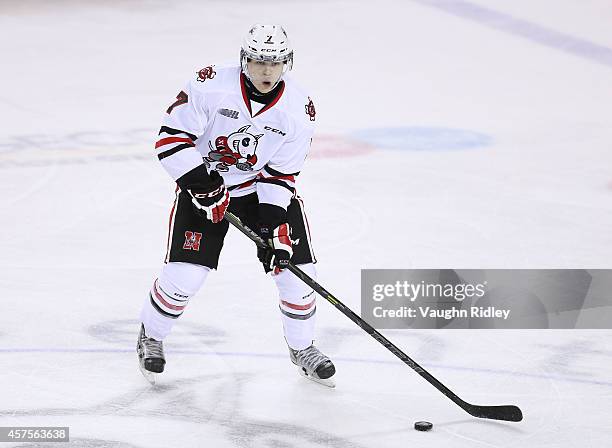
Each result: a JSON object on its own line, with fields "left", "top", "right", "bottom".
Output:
{"left": 413, "top": 0, "right": 612, "bottom": 69}
{"left": 2, "top": 347, "right": 611, "bottom": 388}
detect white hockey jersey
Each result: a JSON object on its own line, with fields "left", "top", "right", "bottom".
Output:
{"left": 155, "top": 63, "right": 316, "bottom": 210}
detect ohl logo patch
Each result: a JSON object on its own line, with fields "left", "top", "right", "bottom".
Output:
{"left": 183, "top": 231, "right": 203, "bottom": 251}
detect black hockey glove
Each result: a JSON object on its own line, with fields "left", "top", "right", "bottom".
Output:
{"left": 258, "top": 203, "right": 293, "bottom": 273}
{"left": 178, "top": 167, "right": 229, "bottom": 224}
{"left": 259, "top": 222, "right": 293, "bottom": 273}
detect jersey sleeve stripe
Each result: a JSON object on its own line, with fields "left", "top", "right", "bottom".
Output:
{"left": 159, "top": 126, "right": 198, "bottom": 141}
{"left": 158, "top": 143, "right": 197, "bottom": 160}
{"left": 155, "top": 136, "right": 195, "bottom": 149}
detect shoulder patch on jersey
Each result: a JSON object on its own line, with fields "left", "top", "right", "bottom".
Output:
{"left": 196, "top": 65, "right": 216, "bottom": 82}
{"left": 305, "top": 97, "right": 316, "bottom": 121}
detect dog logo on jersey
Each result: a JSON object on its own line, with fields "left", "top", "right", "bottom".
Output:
{"left": 183, "top": 231, "right": 203, "bottom": 251}
{"left": 305, "top": 97, "right": 316, "bottom": 121}
{"left": 204, "top": 125, "right": 262, "bottom": 172}
{"left": 196, "top": 65, "right": 216, "bottom": 82}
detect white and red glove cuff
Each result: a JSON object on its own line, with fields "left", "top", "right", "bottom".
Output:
{"left": 272, "top": 223, "right": 293, "bottom": 258}
{"left": 190, "top": 188, "right": 230, "bottom": 224}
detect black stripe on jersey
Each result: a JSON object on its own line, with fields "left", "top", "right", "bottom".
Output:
{"left": 264, "top": 164, "right": 300, "bottom": 177}
{"left": 149, "top": 293, "right": 181, "bottom": 319}
{"left": 279, "top": 306, "right": 317, "bottom": 320}
{"left": 158, "top": 143, "right": 196, "bottom": 160}
{"left": 159, "top": 126, "right": 198, "bottom": 141}
{"left": 257, "top": 178, "right": 295, "bottom": 192}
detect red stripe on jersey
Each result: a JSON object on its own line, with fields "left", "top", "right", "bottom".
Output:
{"left": 232, "top": 173, "right": 264, "bottom": 190}
{"left": 232, "top": 173, "right": 294, "bottom": 191}
{"left": 241, "top": 179, "right": 258, "bottom": 189}
{"left": 263, "top": 174, "right": 295, "bottom": 183}
{"left": 255, "top": 82, "right": 285, "bottom": 117}
{"left": 152, "top": 280, "right": 186, "bottom": 311}
{"left": 155, "top": 137, "right": 194, "bottom": 149}
{"left": 239, "top": 72, "right": 285, "bottom": 117}
{"left": 281, "top": 298, "right": 315, "bottom": 311}
{"left": 240, "top": 73, "right": 252, "bottom": 116}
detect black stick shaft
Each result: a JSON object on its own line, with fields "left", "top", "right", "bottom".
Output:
{"left": 225, "top": 211, "right": 522, "bottom": 422}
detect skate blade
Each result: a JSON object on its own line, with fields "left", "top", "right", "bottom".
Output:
{"left": 138, "top": 361, "right": 158, "bottom": 386}
{"left": 297, "top": 366, "right": 336, "bottom": 388}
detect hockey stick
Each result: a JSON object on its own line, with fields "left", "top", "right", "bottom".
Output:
{"left": 224, "top": 211, "right": 523, "bottom": 422}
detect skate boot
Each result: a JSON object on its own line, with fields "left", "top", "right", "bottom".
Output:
{"left": 289, "top": 344, "right": 336, "bottom": 388}
{"left": 137, "top": 324, "right": 165, "bottom": 384}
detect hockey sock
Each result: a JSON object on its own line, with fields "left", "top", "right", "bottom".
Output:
{"left": 273, "top": 263, "right": 317, "bottom": 350}
{"left": 140, "top": 262, "right": 209, "bottom": 340}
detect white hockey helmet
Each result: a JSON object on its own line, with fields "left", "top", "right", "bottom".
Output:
{"left": 240, "top": 24, "right": 293, "bottom": 82}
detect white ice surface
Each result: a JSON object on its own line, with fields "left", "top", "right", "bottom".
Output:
{"left": 1, "top": 1, "right": 612, "bottom": 447}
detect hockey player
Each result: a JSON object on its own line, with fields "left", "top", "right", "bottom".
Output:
{"left": 137, "top": 24, "right": 335, "bottom": 386}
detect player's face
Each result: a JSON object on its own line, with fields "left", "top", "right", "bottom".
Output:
{"left": 247, "top": 60, "right": 284, "bottom": 93}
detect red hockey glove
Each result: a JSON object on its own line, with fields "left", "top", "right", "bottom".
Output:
{"left": 186, "top": 171, "right": 230, "bottom": 224}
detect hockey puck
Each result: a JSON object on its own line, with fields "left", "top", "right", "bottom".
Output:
{"left": 414, "top": 421, "right": 433, "bottom": 431}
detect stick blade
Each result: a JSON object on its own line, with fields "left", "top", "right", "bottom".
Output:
{"left": 467, "top": 404, "right": 523, "bottom": 422}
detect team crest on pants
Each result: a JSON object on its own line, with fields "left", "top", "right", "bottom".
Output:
{"left": 183, "top": 231, "right": 203, "bottom": 251}
{"left": 205, "top": 125, "right": 262, "bottom": 172}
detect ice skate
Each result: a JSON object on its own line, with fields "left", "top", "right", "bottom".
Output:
{"left": 136, "top": 324, "right": 166, "bottom": 385}
{"left": 289, "top": 344, "right": 336, "bottom": 388}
